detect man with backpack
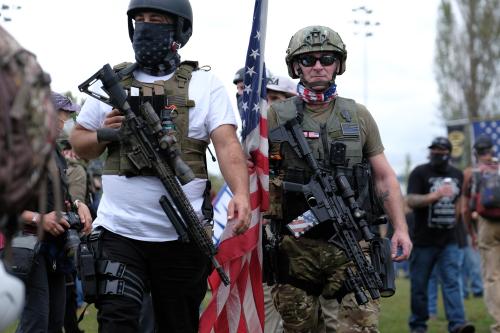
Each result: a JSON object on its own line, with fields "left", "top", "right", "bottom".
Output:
{"left": 462, "top": 134, "right": 500, "bottom": 333}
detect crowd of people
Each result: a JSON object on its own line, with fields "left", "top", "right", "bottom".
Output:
{"left": 0, "top": 0, "right": 499, "bottom": 333}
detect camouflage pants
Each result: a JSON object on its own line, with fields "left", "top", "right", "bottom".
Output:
{"left": 272, "top": 236, "right": 380, "bottom": 333}
{"left": 478, "top": 217, "right": 500, "bottom": 333}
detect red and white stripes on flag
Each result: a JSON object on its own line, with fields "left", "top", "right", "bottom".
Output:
{"left": 199, "top": 0, "right": 269, "bottom": 332}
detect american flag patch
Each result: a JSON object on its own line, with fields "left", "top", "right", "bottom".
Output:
{"left": 303, "top": 131, "right": 320, "bottom": 139}
{"left": 340, "top": 123, "right": 360, "bottom": 138}
{"left": 287, "top": 210, "right": 319, "bottom": 238}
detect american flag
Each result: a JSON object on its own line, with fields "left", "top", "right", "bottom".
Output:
{"left": 472, "top": 119, "right": 500, "bottom": 157}
{"left": 199, "top": 1, "right": 268, "bottom": 332}
{"left": 286, "top": 210, "right": 319, "bottom": 238}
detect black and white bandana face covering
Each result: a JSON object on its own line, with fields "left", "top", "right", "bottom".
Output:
{"left": 132, "top": 22, "right": 181, "bottom": 76}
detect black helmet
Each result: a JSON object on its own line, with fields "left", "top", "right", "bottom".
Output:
{"left": 428, "top": 136, "right": 452, "bottom": 151}
{"left": 473, "top": 134, "right": 494, "bottom": 153}
{"left": 127, "top": 0, "right": 193, "bottom": 47}
{"left": 233, "top": 67, "right": 245, "bottom": 85}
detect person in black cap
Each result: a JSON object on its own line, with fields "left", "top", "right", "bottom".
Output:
{"left": 462, "top": 134, "right": 500, "bottom": 333}
{"left": 233, "top": 67, "right": 245, "bottom": 92}
{"left": 233, "top": 67, "right": 246, "bottom": 118}
{"left": 406, "top": 137, "right": 474, "bottom": 333}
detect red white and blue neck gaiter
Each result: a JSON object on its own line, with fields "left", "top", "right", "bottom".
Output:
{"left": 297, "top": 82, "right": 338, "bottom": 104}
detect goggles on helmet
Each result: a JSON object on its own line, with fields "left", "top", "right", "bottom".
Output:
{"left": 298, "top": 54, "right": 337, "bottom": 67}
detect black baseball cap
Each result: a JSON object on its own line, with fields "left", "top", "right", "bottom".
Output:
{"left": 428, "top": 136, "right": 452, "bottom": 151}
{"left": 473, "top": 134, "right": 493, "bottom": 152}
{"left": 233, "top": 67, "right": 245, "bottom": 85}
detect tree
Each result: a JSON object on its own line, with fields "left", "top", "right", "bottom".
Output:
{"left": 434, "top": 0, "right": 500, "bottom": 122}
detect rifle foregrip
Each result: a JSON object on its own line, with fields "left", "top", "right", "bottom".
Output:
{"left": 96, "top": 128, "right": 120, "bottom": 143}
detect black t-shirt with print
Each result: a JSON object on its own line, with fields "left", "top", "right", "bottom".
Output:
{"left": 407, "top": 163, "right": 463, "bottom": 247}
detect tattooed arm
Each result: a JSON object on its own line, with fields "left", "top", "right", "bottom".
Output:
{"left": 406, "top": 192, "right": 441, "bottom": 208}
{"left": 406, "top": 179, "right": 453, "bottom": 208}
{"left": 369, "top": 153, "right": 412, "bottom": 261}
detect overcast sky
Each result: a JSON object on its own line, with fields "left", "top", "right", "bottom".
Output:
{"left": 2, "top": 0, "right": 446, "bottom": 177}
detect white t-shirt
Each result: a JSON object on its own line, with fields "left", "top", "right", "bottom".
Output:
{"left": 77, "top": 68, "right": 237, "bottom": 241}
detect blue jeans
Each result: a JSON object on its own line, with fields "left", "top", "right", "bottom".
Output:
{"left": 394, "top": 247, "right": 410, "bottom": 278}
{"left": 75, "top": 276, "right": 84, "bottom": 308}
{"left": 462, "top": 238, "right": 483, "bottom": 297}
{"left": 428, "top": 266, "right": 439, "bottom": 316}
{"left": 409, "top": 244, "right": 467, "bottom": 333}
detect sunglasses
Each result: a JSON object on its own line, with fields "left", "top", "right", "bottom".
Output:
{"left": 298, "top": 54, "right": 338, "bottom": 67}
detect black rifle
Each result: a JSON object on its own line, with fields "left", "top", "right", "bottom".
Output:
{"left": 269, "top": 118, "right": 383, "bottom": 304}
{"left": 78, "top": 64, "right": 229, "bottom": 286}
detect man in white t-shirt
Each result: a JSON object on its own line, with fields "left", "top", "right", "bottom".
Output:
{"left": 70, "top": 1, "right": 250, "bottom": 332}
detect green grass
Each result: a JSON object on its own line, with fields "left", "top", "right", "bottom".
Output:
{"left": 380, "top": 277, "right": 494, "bottom": 333}
{"left": 4, "top": 277, "right": 494, "bottom": 333}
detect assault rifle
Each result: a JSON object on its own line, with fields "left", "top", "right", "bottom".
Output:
{"left": 269, "top": 118, "right": 385, "bottom": 304}
{"left": 78, "top": 64, "right": 230, "bottom": 286}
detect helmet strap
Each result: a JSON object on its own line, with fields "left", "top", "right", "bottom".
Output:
{"left": 296, "top": 64, "right": 337, "bottom": 90}
{"left": 128, "top": 17, "right": 135, "bottom": 41}
{"left": 176, "top": 17, "right": 185, "bottom": 48}
{"left": 300, "top": 78, "right": 333, "bottom": 90}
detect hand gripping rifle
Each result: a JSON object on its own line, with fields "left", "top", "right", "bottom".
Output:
{"left": 78, "top": 64, "right": 229, "bottom": 286}
{"left": 269, "top": 118, "right": 383, "bottom": 304}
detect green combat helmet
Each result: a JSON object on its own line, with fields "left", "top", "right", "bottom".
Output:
{"left": 286, "top": 26, "right": 347, "bottom": 79}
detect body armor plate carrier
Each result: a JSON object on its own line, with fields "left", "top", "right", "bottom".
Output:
{"left": 103, "top": 61, "right": 208, "bottom": 179}
{"left": 268, "top": 96, "right": 385, "bottom": 228}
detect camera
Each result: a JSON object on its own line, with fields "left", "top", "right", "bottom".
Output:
{"left": 62, "top": 211, "right": 84, "bottom": 258}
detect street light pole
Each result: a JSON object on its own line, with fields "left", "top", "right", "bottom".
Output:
{"left": 352, "top": 6, "right": 379, "bottom": 106}
{"left": 363, "top": 31, "right": 368, "bottom": 105}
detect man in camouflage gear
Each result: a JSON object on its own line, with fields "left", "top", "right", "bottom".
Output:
{"left": 267, "top": 26, "right": 412, "bottom": 333}
{"left": 0, "top": 24, "right": 57, "bottom": 331}
{"left": 0, "top": 25, "right": 57, "bottom": 214}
